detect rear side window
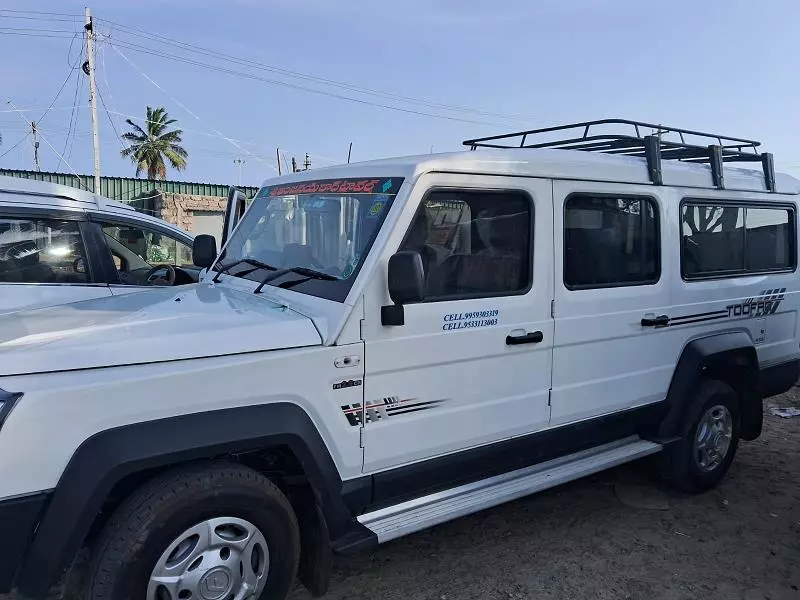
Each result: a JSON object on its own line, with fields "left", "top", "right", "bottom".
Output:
{"left": 0, "top": 216, "right": 89, "bottom": 283}
{"left": 745, "top": 208, "right": 793, "bottom": 271}
{"left": 564, "top": 195, "right": 659, "bottom": 289}
{"left": 681, "top": 203, "right": 795, "bottom": 278}
{"left": 400, "top": 189, "right": 532, "bottom": 300}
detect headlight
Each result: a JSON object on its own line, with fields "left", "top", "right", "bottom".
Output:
{"left": 0, "top": 388, "right": 22, "bottom": 432}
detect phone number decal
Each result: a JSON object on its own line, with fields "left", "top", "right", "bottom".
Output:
{"left": 442, "top": 309, "right": 499, "bottom": 331}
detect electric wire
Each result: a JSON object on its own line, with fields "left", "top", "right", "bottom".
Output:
{"left": 101, "top": 37, "right": 505, "bottom": 127}
{"left": 0, "top": 133, "right": 31, "bottom": 160}
{"left": 96, "top": 17, "right": 529, "bottom": 123}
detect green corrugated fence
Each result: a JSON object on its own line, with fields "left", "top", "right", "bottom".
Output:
{"left": 0, "top": 168, "right": 259, "bottom": 202}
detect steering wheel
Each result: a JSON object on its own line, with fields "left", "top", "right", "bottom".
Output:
{"left": 145, "top": 264, "right": 176, "bottom": 286}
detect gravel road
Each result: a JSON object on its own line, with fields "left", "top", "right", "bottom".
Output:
{"left": 288, "top": 392, "right": 800, "bottom": 600}
{"left": 4, "top": 392, "right": 798, "bottom": 600}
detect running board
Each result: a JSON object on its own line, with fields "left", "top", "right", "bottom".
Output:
{"left": 358, "top": 436, "right": 662, "bottom": 543}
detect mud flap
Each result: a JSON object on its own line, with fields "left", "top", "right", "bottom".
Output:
{"left": 295, "top": 497, "right": 332, "bottom": 597}
{"left": 740, "top": 397, "right": 763, "bottom": 441}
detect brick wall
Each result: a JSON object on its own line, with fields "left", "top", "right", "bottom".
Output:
{"left": 155, "top": 192, "right": 226, "bottom": 232}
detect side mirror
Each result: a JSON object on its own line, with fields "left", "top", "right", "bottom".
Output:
{"left": 192, "top": 234, "right": 217, "bottom": 269}
{"left": 382, "top": 251, "right": 425, "bottom": 326}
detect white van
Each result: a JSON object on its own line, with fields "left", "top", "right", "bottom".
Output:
{"left": 0, "top": 120, "right": 797, "bottom": 600}
{"left": 0, "top": 176, "right": 197, "bottom": 314}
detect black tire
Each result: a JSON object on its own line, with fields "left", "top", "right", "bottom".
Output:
{"left": 86, "top": 462, "right": 300, "bottom": 600}
{"left": 663, "top": 378, "right": 741, "bottom": 492}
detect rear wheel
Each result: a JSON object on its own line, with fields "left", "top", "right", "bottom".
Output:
{"left": 87, "top": 463, "right": 300, "bottom": 600}
{"left": 664, "top": 379, "right": 740, "bottom": 492}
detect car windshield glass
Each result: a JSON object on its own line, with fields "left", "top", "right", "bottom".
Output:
{"left": 216, "top": 176, "right": 403, "bottom": 301}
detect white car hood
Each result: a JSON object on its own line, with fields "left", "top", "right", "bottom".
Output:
{"left": 0, "top": 283, "right": 322, "bottom": 376}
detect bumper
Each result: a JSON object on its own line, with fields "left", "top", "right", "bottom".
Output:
{"left": 0, "top": 492, "right": 50, "bottom": 593}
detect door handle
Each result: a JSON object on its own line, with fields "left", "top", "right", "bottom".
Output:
{"left": 506, "top": 331, "right": 544, "bottom": 345}
{"left": 641, "top": 314, "right": 669, "bottom": 328}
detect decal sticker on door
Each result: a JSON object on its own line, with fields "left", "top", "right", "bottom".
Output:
{"left": 726, "top": 288, "right": 785, "bottom": 318}
{"left": 442, "top": 309, "right": 499, "bottom": 331}
{"left": 668, "top": 288, "right": 788, "bottom": 327}
{"left": 340, "top": 396, "right": 447, "bottom": 426}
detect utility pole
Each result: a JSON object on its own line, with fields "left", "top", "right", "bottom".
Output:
{"left": 233, "top": 158, "right": 245, "bottom": 185}
{"left": 84, "top": 7, "right": 101, "bottom": 194}
{"left": 303, "top": 153, "right": 311, "bottom": 171}
{"left": 291, "top": 157, "right": 297, "bottom": 173}
{"left": 31, "top": 122, "right": 41, "bottom": 171}
{"left": 276, "top": 148, "right": 282, "bottom": 175}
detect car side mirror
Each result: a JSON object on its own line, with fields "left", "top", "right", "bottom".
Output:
{"left": 382, "top": 251, "right": 425, "bottom": 326}
{"left": 192, "top": 234, "right": 217, "bottom": 269}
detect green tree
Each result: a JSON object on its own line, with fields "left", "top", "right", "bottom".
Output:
{"left": 120, "top": 106, "right": 187, "bottom": 179}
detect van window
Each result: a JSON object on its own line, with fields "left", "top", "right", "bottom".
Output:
{"left": 681, "top": 204, "right": 795, "bottom": 278}
{"left": 681, "top": 205, "right": 744, "bottom": 276}
{"left": 400, "top": 190, "right": 532, "bottom": 300}
{"left": 564, "top": 195, "right": 659, "bottom": 289}
{"left": 0, "top": 216, "right": 89, "bottom": 283}
{"left": 745, "top": 208, "right": 793, "bottom": 271}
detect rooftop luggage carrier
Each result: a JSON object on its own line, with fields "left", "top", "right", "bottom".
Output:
{"left": 463, "top": 119, "right": 776, "bottom": 192}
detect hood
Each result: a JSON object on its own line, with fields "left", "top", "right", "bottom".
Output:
{"left": 0, "top": 283, "right": 322, "bottom": 376}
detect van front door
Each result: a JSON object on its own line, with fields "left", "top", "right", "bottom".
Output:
{"left": 360, "top": 174, "right": 554, "bottom": 482}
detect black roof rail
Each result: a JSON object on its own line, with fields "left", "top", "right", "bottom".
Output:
{"left": 462, "top": 119, "right": 776, "bottom": 192}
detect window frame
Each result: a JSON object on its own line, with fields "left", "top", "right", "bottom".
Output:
{"left": 398, "top": 186, "right": 535, "bottom": 304}
{"left": 679, "top": 198, "right": 797, "bottom": 281}
{"left": 0, "top": 209, "right": 101, "bottom": 286}
{"left": 562, "top": 192, "right": 662, "bottom": 291}
{"left": 88, "top": 213, "right": 194, "bottom": 247}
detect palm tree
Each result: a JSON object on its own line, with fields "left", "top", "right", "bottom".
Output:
{"left": 120, "top": 106, "right": 188, "bottom": 179}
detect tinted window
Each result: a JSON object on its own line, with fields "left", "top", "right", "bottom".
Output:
{"left": 564, "top": 195, "right": 659, "bottom": 288}
{"left": 681, "top": 204, "right": 794, "bottom": 278}
{"left": 681, "top": 205, "right": 744, "bottom": 276}
{"left": 400, "top": 190, "right": 532, "bottom": 299}
{"left": 0, "top": 216, "right": 89, "bottom": 283}
{"left": 745, "top": 208, "right": 793, "bottom": 271}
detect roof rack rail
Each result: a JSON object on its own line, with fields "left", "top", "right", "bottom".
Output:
{"left": 463, "top": 119, "right": 776, "bottom": 192}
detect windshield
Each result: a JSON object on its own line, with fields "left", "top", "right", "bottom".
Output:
{"left": 215, "top": 176, "right": 404, "bottom": 301}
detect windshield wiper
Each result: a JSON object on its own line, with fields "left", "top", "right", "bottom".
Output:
{"left": 285, "top": 266, "right": 338, "bottom": 281}
{"left": 254, "top": 266, "right": 337, "bottom": 294}
{"left": 212, "top": 258, "right": 276, "bottom": 282}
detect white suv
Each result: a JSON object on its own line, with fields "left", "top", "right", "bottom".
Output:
{"left": 0, "top": 176, "right": 197, "bottom": 314}
{"left": 0, "top": 120, "right": 797, "bottom": 600}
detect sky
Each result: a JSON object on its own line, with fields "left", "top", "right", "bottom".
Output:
{"left": 1, "top": 0, "right": 799, "bottom": 188}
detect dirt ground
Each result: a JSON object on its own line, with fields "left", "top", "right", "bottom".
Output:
{"left": 4, "top": 392, "right": 798, "bottom": 600}
{"left": 287, "top": 391, "right": 800, "bottom": 600}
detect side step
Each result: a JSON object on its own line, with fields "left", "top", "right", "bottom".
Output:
{"left": 358, "top": 436, "right": 662, "bottom": 543}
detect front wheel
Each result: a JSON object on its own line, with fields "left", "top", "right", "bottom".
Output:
{"left": 663, "top": 379, "right": 741, "bottom": 492}
{"left": 86, "top": 463, "right": 300, "bottom": 600}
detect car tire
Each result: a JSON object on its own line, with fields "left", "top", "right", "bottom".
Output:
{"left": 663, "top": 378, "right": 740, "bottom": 492}
{"left": 86, "top": 462, "right": 300, "bottom": 600}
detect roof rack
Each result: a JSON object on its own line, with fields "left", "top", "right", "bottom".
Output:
{"left": 462, "top": 119, "right": 776, "bottom": 192}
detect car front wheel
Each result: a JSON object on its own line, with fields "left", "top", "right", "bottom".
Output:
{"left": 86, "top": 463, "right": 300, "bottom": 600}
